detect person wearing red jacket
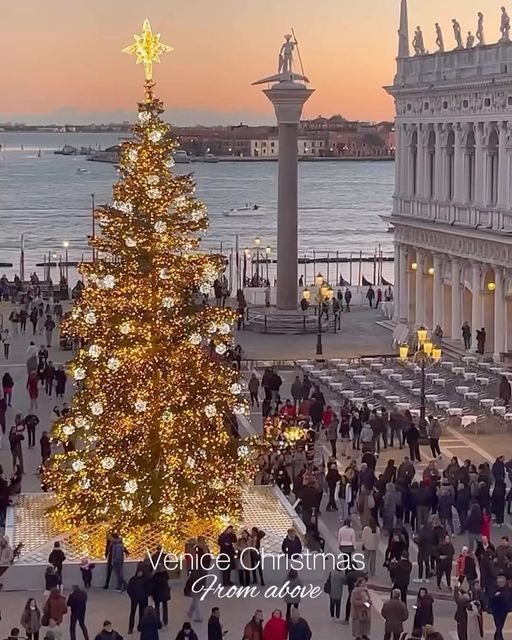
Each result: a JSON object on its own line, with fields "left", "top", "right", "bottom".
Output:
{"left": 481, "top": 510, "right": 492, "bottom": 541}
{"left": 322, "top": 406, "right": 334, "bottom": 429}
{"left": 262, "top": 609, "right": 287, "bottom": 640}
{"left": 280, "top": 400, "right": 296, "bottom": 419}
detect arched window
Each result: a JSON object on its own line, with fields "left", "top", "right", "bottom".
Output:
{"left": 410, "top": 130, "right": 418, "bottom": 196}
{"left": 446, "top": 129, "right": 455, "bottom": 201}
{"left": 487, "top": 129, "right": 499, "bottom": 205}
{"left": 466, "top": 129, "right": 475, "bottom": 202}
{"left": 427, "top": 130, "right": 436, "bottom": 198}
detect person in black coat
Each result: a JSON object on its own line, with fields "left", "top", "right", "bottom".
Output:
{"left": 490, "top": 575, "right": 512, "bottom": 640}
{"left": 389, "top": 551, "right": 412, "bottom": 603}
{"left": 174, "top": 622, "right": 198, "bottom": 640}
{"left": 127, "top": 567, "right": 149, "bottom": 634}
{"left": 405, "top": 424, "right": 421, "bottom": 462}
{"left": 288, "top": 608, "right": 312, "bottom": 640}
{"left": 492, "top": 480, "right": 507, "bottom": 526}
{"left": 49, "top": 542, "right": 66, "bottom": 579}
{"left": 149, "top": 567, "right": 170, "bottom": 626}
{"left": 138, "top": 606, "right": 161, "bottom": 640}
{"left": 207, "top": 607, "right": 223, "bottom": 640}
{"left": 67, "top": 585, "right": 89, "bottom": 640}
{"left": 217, "top": 526, "right": 237, "bottom": 586}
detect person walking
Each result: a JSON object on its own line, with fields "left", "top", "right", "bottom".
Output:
{"left": 350, "top": 577, "right": 372, "bottom": 639}
{"left": 127, "top": 567, "right": 149, "bottom": 634}
{"left": 94, "top": 620, "right": 123, "bottom": 640}
{"left": 8, "top": 425, "right": 24, "bottom": 473}
{"left": 366, "top": 286, "right": 375, "bottom": 308}
{"left": 283, "top": 569, "right": 302, "bottom": 619}
{"left": 326, "top": 562, "right": 345, "bottom": 620}
{"left": 49, "top": 542, "right": 66, "bottom": 581}
{"left": 248, "top": 374, "right": 260, "bottom": 408}
{"left": 110, "top": 534, "right": 127, "bottom": 592}
{"left": 45, "top": 361, "right": 56, "bottom": 396}
{"left": 24, "top": 413, "right": 40, "bottom": 449}
{"left": 406, "top": 422, "right": 421, "bottom": 462}
{"left": 287, "top": 608, "right": 312, "bottom": 640}
{"left": 137, "top": 606, "right": 161, "bottom": 640}
{"left": 427, "top": 416, "right": 442, "bottom": 458}
{"left": 2, "top": 372, "right": 13, "bottom": 406}
{"left": 40, "top": 431, "right": 52, "bottom": 465}
{"left": 381, "top": 589, "right": 408, "bottom": 640}
{"left": 29, "top": 308, "right": 38, "bottom": 335}
{"left": 499, "top": 375, "right": 511, "bottom": 407}
{"left": 361, "top": 518, "right": 379, "bottom": 576}
{"left": 217, "top": 526, "right": 237, "bottom": 586}
{"left": 19, "top": 308, "right": 27, "bottom": 334}
{"left": 326, "top": 413, "right": 338, "bottom": 458}
{"left": 149, "top": 566, "right": 170, "bottom": 627}
{"left": 2, "top": 329, "right": 11, "bottom": 359}
{"left": 344, "top": 288, "right": 352, "bottom": 312}
{"left": 42, "top": 588, "right": 67, "bottom": 626}
{"left": 242, "top": 609, "right": 263, "bottom": 640}
{"left": 20, "top": 598, "right": 42, "bottom": 640}
{"left": 290, "top": 376, "right": 304, "bottom": 411}
{"left": 490, "top": 575, "right": 512, "bottom": 640}
{"left": 462, "top": 322, "right": 472, "bottom": 350}
{"left": 55, "top": 366, "right": 67, "bottom": 398}
{"left": 476, "top": 328, "right": 486, "bottom": 355}
{"left": 27, "top": 371, "right": 39, "bottom": 411}
{"left": 262, "top": 609, "right": 287, "bottom": 640}
{"left": 44, "top": 315, "right": 56, "bottom": 348}
{"left": 207, "top": 607, "right": 224, "bottom": 640}
{"left": 413, "top": 587, "right": 434, "bottom": 632}
{"left": 67, "top": 585, "right": 89, "bottom": 640}
{"left": 175, "top": 622, "right": 198, "bottom": 640}
{"left": 435, "top": 533, "right": 455, "bottom": 590}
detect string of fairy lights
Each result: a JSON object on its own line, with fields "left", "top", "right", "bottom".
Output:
{"left": 42, "top": 21, "right": 253, "bottom": 543}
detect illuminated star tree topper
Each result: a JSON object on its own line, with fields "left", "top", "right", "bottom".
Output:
{"left": 122, "top": 18, "right": 173, "bottom": 80}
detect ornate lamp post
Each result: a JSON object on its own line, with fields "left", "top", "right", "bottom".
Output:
{"left": 265, "top": 245, "right": 271, "bottom": 284}
{"left": 254, "top": 236, "right": 261, "bottom": 284}
{"left": 63, "top": 241, "right": 69, "bottom": 282}
{"left": 315, "top": 274, "right": 333, "bottom": 356}
{"left": 400, "top": 326, "right": 442, "bottom": 436}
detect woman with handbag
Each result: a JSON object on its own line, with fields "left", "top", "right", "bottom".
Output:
{"left": 326, "top": 563, "right": 345, "bottom": 620}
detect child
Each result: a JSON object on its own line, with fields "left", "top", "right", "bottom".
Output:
{"left": 80, "top": 557, "right": 95, "bottom": 588}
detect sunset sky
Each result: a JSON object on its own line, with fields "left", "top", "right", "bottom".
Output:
{"left": 2, "top": 0, "right": 505, "bottom": 125}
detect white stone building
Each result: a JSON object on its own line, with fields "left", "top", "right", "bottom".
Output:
{"left": 250, "top": 137, "right": 325, "bottom": 157}
{"left": 387, "top": 0, "right": 512, "bottom": 359}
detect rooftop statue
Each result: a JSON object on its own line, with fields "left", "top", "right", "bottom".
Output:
{"left": 500, "top": 6, "right": 511, "bottom": 42}
{"left": 253, "top": 34, "right": 309, "bottom": 86}
{"left": 452, "top": 19, "right": 464, "bottom": 49}
{"left": 435, "top": 23, "right": 445, "bottom": 52}
{"left": 412, "top": 26, "right": 426, "bottom": 55}
{"left": 466, "top": 31, "right": 475, "bottom": 48}
{"left": 476, "top": 12, "right": 485, "bottom": 46}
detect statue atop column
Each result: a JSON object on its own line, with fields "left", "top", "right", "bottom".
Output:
{"left": 412, "top": 26, "right": 426, "bottom": 55}
{"left": 466, "top": 31, "right": 475, "bottom": 48}
{"left": 253, "top": 33, "right": 309, "bottom": 86}
{"left": 476, "top": 12, "right": 485, "bottom": 46}
{"left": 435, "top": 23, "right": 445, "bottom": 52}
{"left": 500, "top": 6, "right": 511, "bottom": 42}
{"left": 452, "top": 19, "right": 464, "bottom": 49}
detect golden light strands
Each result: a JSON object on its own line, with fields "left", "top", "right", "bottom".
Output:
{"left": 43, "top": 23, "right": 253, "bottom": 549}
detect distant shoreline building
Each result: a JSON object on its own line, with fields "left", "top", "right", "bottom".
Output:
{"left": 387, "top": 0, "right": 512, "bottom": 359}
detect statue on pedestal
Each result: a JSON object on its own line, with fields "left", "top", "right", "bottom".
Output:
{"left": 466, "top": 31, "right": 475, "bottom": 48}
{"left": 476, "top": 12, "right": 486, "bottom": 46}
{"left": 452, "top": 19, "right": 464, "bottom": 49}
{"left": 435, "top": 23, "right": 445, "bottom": 52}
{"left": 253, "top": 34, "right": 309, "bottom": 86}
{"left": 412, "top": 26, "right": 426, "bottom": 55}
{"left": 500, "top": 6, "right": 511, "bottom": 42}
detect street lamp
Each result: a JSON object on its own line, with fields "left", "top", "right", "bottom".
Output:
{"left": 243, "top": 248, "right": 251, "bottom": 285}
{"left": 316, "top": 283, "right": 334, "bottom": 356}
{"left": 63, "top": 241, "right": 69, "bottom": 282}
{"left": 265, "top": 246, "right": 271, "bottom": 283}
{"left": 254, "top": 237, "right": 261, "bottom": 284}
{"left": 399, "top": 326, "right": 442, "bottom": 437}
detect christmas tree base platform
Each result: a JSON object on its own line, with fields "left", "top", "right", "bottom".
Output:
{"left": 246, "top": 307, "right": 328, "bottom": 334}
{"left": 3, "top": 485, "right": 305, "bottom": 590}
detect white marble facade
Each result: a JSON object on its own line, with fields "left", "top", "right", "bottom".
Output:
{"left": 387, "top": 2, "right": 512, "bottom": 359}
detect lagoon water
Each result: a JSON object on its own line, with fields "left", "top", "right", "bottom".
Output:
{"left": 0, "top": 132, "right": 394, "bottom": 282}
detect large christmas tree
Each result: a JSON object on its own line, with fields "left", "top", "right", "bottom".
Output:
{"left": 43, "top": 21, "right": 250, "bottom": 547}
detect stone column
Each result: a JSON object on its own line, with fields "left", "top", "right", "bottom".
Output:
{"left": 474, "top": 123, "right": 485, "bottom": 207}
{"left": 498, "top": 122, "right": 508, "bottom": 209}
{"left": 432, "top": 253, "right": 443, "bottom": 330}
{"left": 453, "top": 123, "right": 464, "bottom": 202}
{"left": 434, "top": 124, "right": 444, "bottom": 200}
{"left": 451, "top": 258, "right": 462, "bottom": 340}
{"left": 471, "top": 262, "right": 482, "bottom": 335}
{"left": 415, "top": 250, "right": 425, "bottom": 326}
{"left": 394, "top": 124, "right": 402, "bottom": 198}
{"left": 416, "top": 125, "right": 425, "bottom": 198}
{"left": 262, "top": 84, "right": 314, "bottom": 310}
{"left": 400, "top": 124, "right": 409, "bottom": 198}
{"left": 494, "top": 267, "right": 505, "bottom": 360}
{"left": 393, "top": 242, "right": 400, "bottom": 321}
{"left": 399, "top": 244, "right": 408, "bottom": 322}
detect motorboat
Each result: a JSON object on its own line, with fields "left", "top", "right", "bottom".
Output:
{"left": 76, "top": 168, "right": 90, "bottom": 175}
{"left": 173, "top": 150, "right": 191, "bottom": 164}
{"left": 222, "top": 203, "right": 265, "bottom": 217}
{"left": 202, "top": 153, "right": 219, "bottom": 163}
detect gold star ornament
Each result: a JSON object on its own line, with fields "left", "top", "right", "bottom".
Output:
{"left": 123, "top": 19, "right": 173, "bottom": 80}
